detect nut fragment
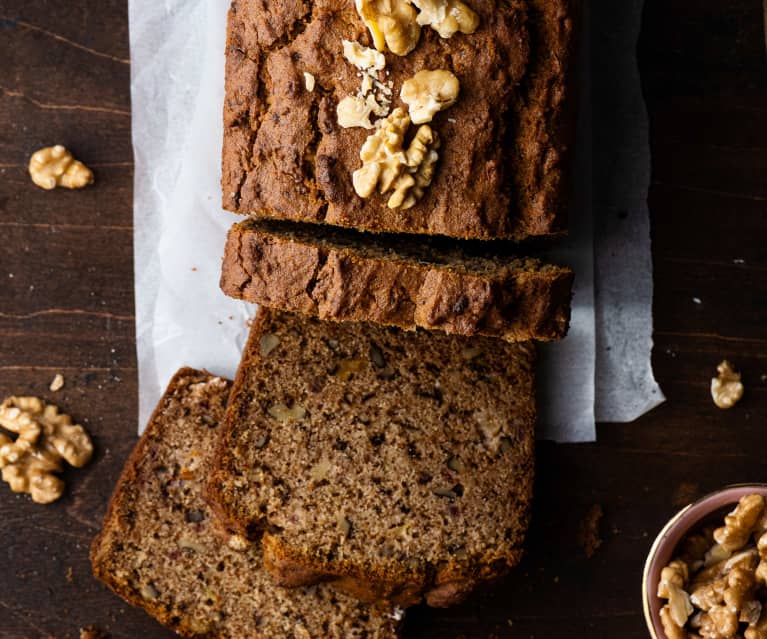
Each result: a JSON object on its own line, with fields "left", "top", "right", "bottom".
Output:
{"left": 342, "top": 39, "right": 386, "bottom": 71}
{"left": 227, "top": 534, "right": 250, "bottom": 551}
{"left": 337, "top": 95, "right": 375, "bottom": 129}
{"left": 335, "top": 359, "right": 366, "bottom": 381}
{"left": 714, "top": 494, "right": 765, "bottom": 552}
{"left": 355, "top": 0, "right": 421, "bottom": 56}
{"left": 661, "top": 604, "right": 688, "bottom": 639}
{"left": 352, "top": 108, "right": 440, "bottom": 210}
{"left": 0, "top": 396, "right": 93, "bottom": 503}
{"left": 401, "top": 69, "right": 460, "bottom": 124}
{"left": 29, "top": 145, "right": 94, "bottom": 190}
{"left": 411, "top": 0, "right": 479, "bottom": 38}
{"left": 711, "top": 360, "right": 744, "bottom": 409}
{"left": 303, "top": 71, "right": 316, "bottom": 92}
{"left": 259, "top": 333, "right": 281, "bottom": 357}
{"left": 140, "top": 583, "right": 160, "bottom": 601}
{"left": 49, "top": 374, "right": 65, "bottom": 392}
{"left": 267, "top": 403, "right": 307, "bottom": 422}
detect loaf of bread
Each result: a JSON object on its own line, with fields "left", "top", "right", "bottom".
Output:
{"left": 208, "top": 309, "right": 536, "bottom": 607}
{"left": 222, "top": 0, "right": 579, "bottom": 240}
{"left": 90, "top": 368, "right": 401, "bottom": 638}
{"left": 221, "top": 218, "right": 573, "bottom": 342}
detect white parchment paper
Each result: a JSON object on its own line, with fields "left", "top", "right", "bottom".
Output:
{"left": 129, "top": 0, "right": 663, "bottom": 441}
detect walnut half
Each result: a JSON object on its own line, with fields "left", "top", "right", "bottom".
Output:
{"left": 0, "top": 396, "right": 93, "bottom": 503}
{"left": 352, "top": 107, "right": 440, "bottom": 210}
{"left": 29, "top": 145, "right": 94, "bottom": 190}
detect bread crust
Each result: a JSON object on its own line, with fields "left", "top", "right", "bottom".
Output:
{"left": 221, "top": 218, "right": 574, "bottom": 342}
{"left": 221, "top": 0, "right": 581, "bottom": 240}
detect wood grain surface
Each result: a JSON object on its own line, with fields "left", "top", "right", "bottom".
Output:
{"left": 0, "top": 1, "right": 765, "bottom": 637}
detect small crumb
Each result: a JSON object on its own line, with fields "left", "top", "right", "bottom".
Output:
{"left": 66, "top": 565, "right": 74, "bottom": 584}
{"left": 577, "top": 504, "right": 603, "bottom": 558}
{"left": 692, "top": 297, "right": 702, "bottom": 305}
{"left": 447, "top": 117, "right": 457, "bottom": 123}
{"left": 80, "top": 625, "right": 108, "bottom": 639}
{"left": 49, "top": 373, "right": 65, "bottom": 392}
{"left": 191, "top": 266, "right": 198, "bottom": 272}
{"left": 303, "top": 71, "right": 316, "bottom": 92}
{"left": 733, "top": 258, "right": 745, "bottom": 265}
{"left": 553, "top": 575, "right": 560, "bottom": 583}
{"left": 711, "top": 360, "right": 744, "bottom": 409}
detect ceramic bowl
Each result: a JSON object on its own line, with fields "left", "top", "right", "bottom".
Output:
{"left": 643, "top": 484, "right": 767, "bottom": 639}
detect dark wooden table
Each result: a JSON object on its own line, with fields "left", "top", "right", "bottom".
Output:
{"left": 1, "top": 1, "right": 765, "bottom": 637}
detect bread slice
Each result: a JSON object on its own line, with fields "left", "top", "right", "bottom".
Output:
{"left": 222, "top": 0, "right": 579, "bottom": 240}
{"left": 221, "top": 218, "right": 573, "bottom": 342}
{"left": 207, "top": 309, "right": 536, "bottom": 607}
{"left": 90, "top": 368, "right": 401, "bottom": 638}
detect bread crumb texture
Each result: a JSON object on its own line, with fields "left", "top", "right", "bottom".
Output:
{"left": 90, "top": 368, "right": 399, "bottom": 638}
{"left": 209, "top": 310, "right": 536, "bottom": 606}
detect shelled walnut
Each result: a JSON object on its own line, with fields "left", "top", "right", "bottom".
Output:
{"left": 711, "top": 360, "right": 744, "bottom": 409}
{"left": 29, "top": 145, "right": 94, "bottom": 190}
{"left": 0, "top": 396, "right": 93, "bottom": 503}
{"left": 658, "top": 494, "right": 767, "bottom": 639}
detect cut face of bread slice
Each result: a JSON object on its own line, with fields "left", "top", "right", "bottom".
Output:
{"left": 208, "top": 310, "right": 536, "bottom": 607}
{"left": 221, "top": 218, "right": 573, "bottom": 342}
{"left": 90, "top": 368, "right": 400, "bottom": 638}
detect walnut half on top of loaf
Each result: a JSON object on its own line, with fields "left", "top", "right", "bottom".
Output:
{"left": 221, "top": 217, "right": 574, "bottom": 343}
{"left": 222, "top": 0, "right": 580, "bottom": 240}
{"left": 207, "top": 309, "right": 536, "bottom": 607}
{"left": 90, "top": 368, "right": 400, "bottom": 638}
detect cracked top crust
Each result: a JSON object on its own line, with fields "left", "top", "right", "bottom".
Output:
{"left": 222, "top": 0, "right": 579, "bottom": 240}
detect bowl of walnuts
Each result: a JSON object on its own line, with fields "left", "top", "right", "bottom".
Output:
{"left": 643, "top": 485, "right": 767, "bottom": 639}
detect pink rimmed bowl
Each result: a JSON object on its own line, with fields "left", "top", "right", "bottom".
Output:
{"left": 643, "top": 484, "right": 767, "bottom": 639}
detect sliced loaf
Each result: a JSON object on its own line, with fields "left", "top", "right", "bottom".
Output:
{"left": 208, "top": 309, "right": 536, "bottom": 607}
{"left": 221, "top": 218, "right": 573, "bottom": 342}
{"left": 90, "top": 367, "right": 400, "bottom": 638}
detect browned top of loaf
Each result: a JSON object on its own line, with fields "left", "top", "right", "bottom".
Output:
{"left": 222, "top": 0, "right": 579, "bottom": 240}
{"left": 221, "top": 218, "right": 574, "bottom": 341}
{"left": 89, "top": 367, "right": 399, "bottom": 639}
{"left": 208, "top": 309, "right": 535, "bottom": 605}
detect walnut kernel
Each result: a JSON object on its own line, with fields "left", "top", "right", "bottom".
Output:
{"left": 411, "top": 0, "right": 479, "bottom": 39}
{"left": 267, "top": 403, "right": 307, "bottom": 422}
{"left": 259, "top": 333, "right": 281, "bottom": 357}
{"left": 49, "top": 373, "right": 65, "bottom": 392}
{"left": 711, "top": 360, "right": 744, "bottom": 409}
{"left": 337, "top": 95, "right": 375, "bottom": 129}
{"left": 0, "top": 396, "right": 93, "bottom": 503}
{"left": 714, "top": 494, "right": 765, "bottom": 552}
{"left": 352, "top": 108, "right": 440, "bottom": 210}
{"left": 29, "top": 145, "right": 94, "bottom": 190}
{"left": 355, "top": 0, "right": 421, "bottom": 56}
{"left": 342, "top": 39, "right": 386, "bottom": 71}
{"left": 401, "top": 69, "right": 460, "bottom": 124}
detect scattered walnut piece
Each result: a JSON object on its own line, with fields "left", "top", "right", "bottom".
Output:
{"left": 711, "top": 360, "right": 744, "bottom": 409}
{"left": 337, "top": 95, "right": 376, "bottom": 129}
{"left": 80, "top": 626, "right": 109, "bottom": 639}
{"left": 303, "top": 71, "right": 316, "bottom": 92}
{"left": 577, "top": 504, "right": 604, "bottom": 559}
{"left": 401, "top": 69, "right": 460, "bottom": 124}
{"left": 714, "top": 495, "right": 765, "bottom": 552}
{"left": 0, "top": 396, "right": 93, "bottom": 503}
{"left": 49, "top": 373, "right": 65, "bottom": 392}
{"left": 411, "top": 0, "right": 479, "bottom": 39}
{"left": 355, "top": 0, "right": 421, "bottom": 56}
{"left": 29, "top": 145, "right": 94, "bottom": 190}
